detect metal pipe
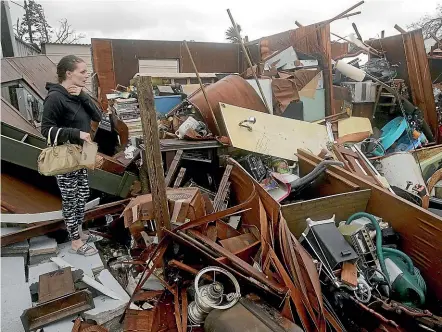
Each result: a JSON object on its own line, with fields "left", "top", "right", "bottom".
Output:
{"left": 226, "top": 9, "right": 272, "bottom": 114}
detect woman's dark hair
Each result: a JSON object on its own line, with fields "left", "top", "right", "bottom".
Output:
{"left": 57, "top": 55, "right": 85, "bottom": 83}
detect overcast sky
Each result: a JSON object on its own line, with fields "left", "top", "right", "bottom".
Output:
{"left": 7, "top": 0, "right": 440, "bottom": 44}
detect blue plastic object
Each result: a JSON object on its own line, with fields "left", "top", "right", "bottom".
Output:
{"left": 154, "top": 95, "right": 182, "bottom": 115}
{"left": 373, "top": 117, "right": 408, "bottom": 156}
{"left": 393, "top": 132, "right": 428, "bottom": 153}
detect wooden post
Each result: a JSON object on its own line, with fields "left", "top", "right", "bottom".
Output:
{"left": 227, "top": 9, "right": 272, "bottom": 114}
{"left": 136, "top": 76, "right": 170, "bottom": 238}
{"left": 394, "top": 24, "right": 407, "bottom": 34}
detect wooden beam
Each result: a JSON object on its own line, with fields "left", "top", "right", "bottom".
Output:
{"left": 165, "top": 149, "right": 183, "bottom": 187}
{"left": 136, "top": 75, "right": 171, "bottom": 239}
{"left": 1, "top": 199, "right": 130, "bottom": 247}
{"left": 394, "top": 24, "right": 407, "bottom": 34}
{"left": 381, "top": 30, "right": 385, "bottom": 38}
{"left": 173, "top": 168, "right": 186, "bottom": 188}
{"left": 213, "top": 165, "right": 233, "bottom": 212}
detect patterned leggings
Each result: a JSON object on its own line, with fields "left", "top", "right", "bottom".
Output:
{"left": 56, "top": 169, "right": 90, "bottom": 241}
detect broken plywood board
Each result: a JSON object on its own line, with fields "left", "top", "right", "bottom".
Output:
{"left": 338, "top": 117, "right": 373, "bottom": 138}
{"left": 220, "top": 103, "right": 329, "bottom": 160}
{"left": 281, "top": 189, "right": 372, "bottom": 238}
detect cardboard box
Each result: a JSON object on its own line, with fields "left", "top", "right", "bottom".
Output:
{"left": 123, "top": 188, "right": 206, "bottom": 227}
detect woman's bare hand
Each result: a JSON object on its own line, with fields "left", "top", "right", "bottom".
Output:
{"left": 80, "top": 131, "right": 92, "bottom": 143}
{"left": 67, "top": 85, "right": 82, "bottom": 96}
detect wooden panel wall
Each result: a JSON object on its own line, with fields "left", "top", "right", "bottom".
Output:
{"left": 403, "top": 30, "right": 438, "bottom": 139}
{"left": 368, "top": 30, "right": 437, "bottom": 139}
{"left": 91, "top": 39, "right": 116, "bottom": 110}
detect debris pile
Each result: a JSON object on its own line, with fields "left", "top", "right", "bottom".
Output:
{"left": 2, "top": 2, "right": 442, "bottom": 332}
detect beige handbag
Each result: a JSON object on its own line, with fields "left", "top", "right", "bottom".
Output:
{"left": 37, "top": 127, "right": 83, "bottom": 176}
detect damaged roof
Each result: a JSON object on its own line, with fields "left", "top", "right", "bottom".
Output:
{"left": 1, "top": 97, "right": 42, "bottom": 137}
{"left": 1, "top": 55, "right": 57, "bottom": 99}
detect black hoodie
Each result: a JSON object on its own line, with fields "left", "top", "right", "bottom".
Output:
{"left": 41, "top": 83, "right": 102, "bottom": 145}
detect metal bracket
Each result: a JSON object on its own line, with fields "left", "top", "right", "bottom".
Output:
{"left": 238, "top": 117, "right": 256, "bottom": 131}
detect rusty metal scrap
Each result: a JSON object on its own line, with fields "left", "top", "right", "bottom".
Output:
{"left": 21, "top": 290, "right": 94, "bottom": 331}
{"left": 188, "top": 75, "right": 268, "bottom": 136}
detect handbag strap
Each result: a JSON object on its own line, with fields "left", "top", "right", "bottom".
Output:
{"left": 53, "top": 128, "right": 63, "bottom": 146}
{"left": 47, "top": 127, "right": 54, "bottom": 146}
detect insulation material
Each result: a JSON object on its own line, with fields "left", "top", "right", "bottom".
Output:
{"left": 338, "top": 117, "right": 373, "bottom": 138}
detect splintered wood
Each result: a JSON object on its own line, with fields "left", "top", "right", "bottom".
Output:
{"left": 213, "top": 165, "right": 233, "bottom": 212}
{"left": 341, "top": 262, "right": 358, "bottom": 287}
{"left": 165, "top": 150, "right": 183, "bottom": 187}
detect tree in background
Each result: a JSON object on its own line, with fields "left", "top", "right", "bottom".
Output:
{"left": 14, "top": 0, "right": 84, "bottom": 46}
{"left": 408, "top": 4, "right": 442, "bottom": 40}
{"left": 16, "top": 0, "right": 50, "bottom": 45}
{"left": 53, "top": 18, "right": 85, "bottom": 44}
{"left": 225, "top": 24, "right": 242, "bottom": 43}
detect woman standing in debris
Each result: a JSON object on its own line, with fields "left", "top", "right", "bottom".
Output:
{"left": 41, "top": 55, "right": 102, "bottom": 256}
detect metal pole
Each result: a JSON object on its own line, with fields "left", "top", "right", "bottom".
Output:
{"left": 183, "top": 40, "right": 221, "bottom": 135}
{"left": 226, "top": 9, "right": 272, "bottom": 114}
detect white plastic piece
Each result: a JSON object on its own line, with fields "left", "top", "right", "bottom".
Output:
{"left": 1, "top": 198, "right": 100, "bottom": 224}
{"left": 336, "top": 60, "right": 366, "bottom": 82}
{"left": 51, "top": 257, "right": 122, "bottom": 300}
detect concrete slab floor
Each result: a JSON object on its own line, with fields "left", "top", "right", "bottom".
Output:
{"left": 29, "top": 235, "right": 58, "bottom": 257}
{"left": 0, "top": 227, "right": 29, "bottom": 257}
{"left": 1, "top": 257, "right": 32, "bottom": 332}
{"left": 28, "top": 261, "right": 59, "bottom": 285}
{"left": 57, "top": 242, "right": 104, "bottom": 277}
{"left": 41, "top": 314, "right": 78, "bottom": 332}
{"left": 82, "top": 295, "right": 127, "bottom": 326}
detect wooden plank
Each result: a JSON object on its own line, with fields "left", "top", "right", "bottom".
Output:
{"left": 297, "top": 149, "right": 442, "bottom": 301}
{"left": 221, "top": 103, "right": 329, "bottom": 160}
{"left": 137, "top": 75, "right": 171, "bottom": 239}
{"left": 1, "top": 199, "right": 130, "bottom": 247}
{"left": 165, "top": 150, "right": 183, "bottom": 187}
{"left": 281, "top": 189, "right": 371, "bottom": 237}
{"left": 173, "top": 168, "right": 186, "bottom": 188}
{"left": 219, "top": 233, "right": 257, "bottom": 253}
{"left": 213, "top": 165, "right": 233, "bottom": 212}
{"left": 341, "top": 262, "right": 358, "bottom": 287}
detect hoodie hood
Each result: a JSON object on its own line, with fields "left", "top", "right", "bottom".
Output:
{"left": 45, "top": 82, "right": 77, "bottom": 100}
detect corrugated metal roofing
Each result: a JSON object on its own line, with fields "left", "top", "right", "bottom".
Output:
{"left": 1, "top": 97, "right": 43, "bottom": 137}
{"left": 1, "top": 55, "right": 57, "bottom": 99}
